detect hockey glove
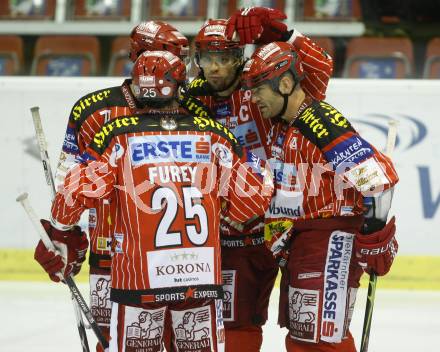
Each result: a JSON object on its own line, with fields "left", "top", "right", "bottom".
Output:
{"left": 226, "top": 7, "right": 288, "bottom": 46}
{"left": 34, "top": 219, "right": 88, "bottom": 282}
{"left": 355, "top": 216, "right": 398, "bottom": 276}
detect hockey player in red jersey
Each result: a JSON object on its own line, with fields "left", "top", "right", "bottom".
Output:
{"left": 35, "top": 51, "right": 273, "bottom": 352}
{"left": 185, "top": 11, "right": 333, "bottom": 351}
{"left": 189, "top": 19, "right": 278, "bottom": 352}
{"left": 242, "top": 41, "right": 399, "bottom": 351}
{"left": 33, "top": 21, "right": 197, "bottom": 352}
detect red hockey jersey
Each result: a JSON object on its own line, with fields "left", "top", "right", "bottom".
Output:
{"left": 51, "top": 112, "right": 273, "bottom": 304}
{"left": 266, "top": 101, "right": 398, "bottom": 224}
{"left": 55, "top": 80, "right": 141, "bottom": 268}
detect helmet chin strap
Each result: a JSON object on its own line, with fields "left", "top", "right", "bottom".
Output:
{"left": 273, "top": 81, "right": 296, "bottom": 120}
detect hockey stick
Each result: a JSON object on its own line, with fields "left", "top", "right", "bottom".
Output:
{"left": 360, "top": 119, "right": 398, "bottom": 352}
{"left": 30, "top": 106, "right": 90, "bottom": 351}
{"left": 16, "top": 193, "right": 109, "bottom": 349}
{"left": 30, "top": 107, "right": 56, "bottom": 197}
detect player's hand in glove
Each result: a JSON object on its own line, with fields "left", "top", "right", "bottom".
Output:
{"left": 34, "top": 219, "right": 88, "bottom": 282}
{"left": 355, "top": 216, "right": 398, "bottom": 276}
{"left": 226, "top": 7, "right": 288, "bottom": 46}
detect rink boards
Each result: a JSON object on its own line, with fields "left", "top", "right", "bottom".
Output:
{"left": 1, "top": 77, "right": 439, "bottom": 289}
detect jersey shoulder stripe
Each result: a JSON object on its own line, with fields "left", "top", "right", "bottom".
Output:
{"left": 293, "top": 100, "right": 356, "bottom": 150}
{"left": 68, "top": 85, "right": 128, "bottom": 129}
{"left": 90, "top": 113, "right": 243, "bottom": 158}
{"left": 192, "top": 115, "right": 242, "bottom": 157}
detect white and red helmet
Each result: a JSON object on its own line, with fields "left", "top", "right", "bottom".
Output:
{"left": 195, "top": 19, "right": 242, "bottom": 51}
{"left": 194, "top": 19, "right": 244, "bottom": 65}
{"left": 129, "top": 21, "right": 189, "bottom": 62}
{"left": 242, "top": 41, "right": 304, "bottom": 90}
{"left": 131, "top": 50, "right": 186, "bottom": 106}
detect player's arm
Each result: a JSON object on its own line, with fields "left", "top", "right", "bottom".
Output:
{"left": 54, "top": 123, "right": 83, "bottom": 192}
{"left": 218, "top": 142, "right": 273, "bottom": 224}
{"left": 34, "top": 145, "right": 116, "bottom": 282}
{"left": 284, "top": 33, "right": 333, "bottom": 100}
{"left": 321, "top": 126, "right": 399, "bottom": 276}
{"left": 54, "top": 93, "right": 92, "bottom": 191}
{"left": 51, "top": 146, "right": 116, "bottom": 229}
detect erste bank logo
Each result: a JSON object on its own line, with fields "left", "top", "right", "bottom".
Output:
{"left": 129, "top": 135, "right": 211, "bottom": 165}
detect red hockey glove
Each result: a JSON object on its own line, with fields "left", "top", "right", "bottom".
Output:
{"left": 355, "top": 216, "right": 398, "bottom": 276}
{"left": 226, "top": 7, "right": 287, "bottom": 46}
{"left": 34, "top": 219, "right": 88, "bottom": 282}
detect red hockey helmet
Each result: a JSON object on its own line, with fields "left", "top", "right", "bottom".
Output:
{"left": 129, "top": 21, "right": 189, "bottom": 62}
{"left": 195, "top": 19, "right": 242, "bottom": 51}
{"left": 242, "top": 42, "right": 304, "bottom": 91}
{"left": 131, "top": 51, "right": 186, "bottom": 106}
{"left": 194, "top": 19, "right": 244, "bottom": 68}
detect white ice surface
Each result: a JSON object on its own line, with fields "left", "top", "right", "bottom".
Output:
{"left": 0, "top": 282, "right": 439, "bottom": 351}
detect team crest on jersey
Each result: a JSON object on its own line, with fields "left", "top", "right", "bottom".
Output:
{"left": 123, "top": 306, "right": 166, "bottom": 352}
{"left": 90, "top": 275, "right": 112, "bottom": 326}
{"left": 160, "top": 116, "right": 178, "bottom": 130}
{"left": 212, "top": 142, "right": 233, "bottom": 167}
{"left": 171, "top": 307, "right": 213, "bottom": 351}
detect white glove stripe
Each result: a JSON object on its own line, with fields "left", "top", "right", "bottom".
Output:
{"left": 242, "top": 7, "right": 251, "bottom": 16}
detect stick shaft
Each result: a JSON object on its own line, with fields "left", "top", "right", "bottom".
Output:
{"left": 29, "top": 107, "right": 92, "bottom": 351}
{"left": 360, "top": 119, "right": 398, "bottom": 352}
{"left": 30, "top": 107, "right": 56, "bottom": 198}
{"left": 17, "top": 195, "right": 108, "bottom": 349}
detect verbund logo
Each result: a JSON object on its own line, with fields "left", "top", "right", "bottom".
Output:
{"left": 351, "top": 114, "right": 427, "bottom": 152}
